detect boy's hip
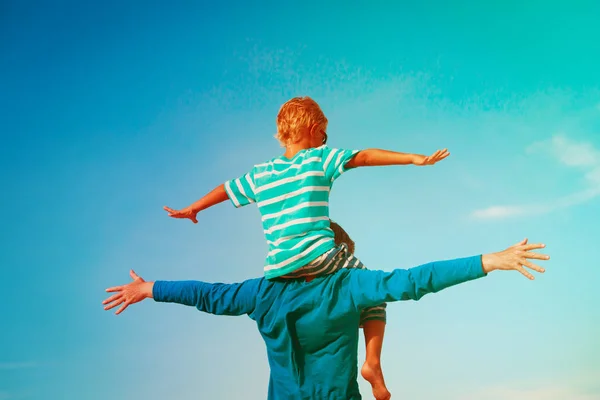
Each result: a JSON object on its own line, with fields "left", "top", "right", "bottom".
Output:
{"left": 281, "top": 243, "right": 366, "bottom": 281}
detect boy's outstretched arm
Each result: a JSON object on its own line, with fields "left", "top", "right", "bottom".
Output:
{"left": 163, "top": 184, "right": 229, "bottom": 224}
{"left": 346, "top": 148, "right": 450, "bottom": 168}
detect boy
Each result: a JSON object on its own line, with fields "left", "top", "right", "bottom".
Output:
{"left": 164, "top": 97, "right": 449, "bottom": 400}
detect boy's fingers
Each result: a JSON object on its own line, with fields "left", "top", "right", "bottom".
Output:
{"left": 431, "top": 150, "right": 449, "bottom": 163}
{"left": 164, "top": 206, "right": 180, "bottom": 215}
{"left": 130, "top": 269, "right": 140, "bottom": 280}
{"left": 106, "top": 286, "right": 123, "bottom": 292}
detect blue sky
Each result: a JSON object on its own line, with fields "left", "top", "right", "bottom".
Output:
{"left": 1, "top": 1, "right": 599, "bottom": 399}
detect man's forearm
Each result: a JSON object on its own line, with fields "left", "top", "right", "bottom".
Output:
{"left": 188, "top": 184, "right": 229, "bottom": 213}
{"left": 347, "top": 149, "right": 425, "bottom": 168}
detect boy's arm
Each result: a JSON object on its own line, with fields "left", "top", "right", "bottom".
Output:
{"left": 345, "top": 239, "right": 548, "bottom": 309}
{"left": 103, "top": 270, "right": 260, "bottom": 316}
{"left": 346, "top": 148, "right": 450, "bottom": 168}
{"left": 164, "top": 184, "right": 229, "bottom": 224}
{"left": 164, "top": 167, "right": 257, "bottom": 223}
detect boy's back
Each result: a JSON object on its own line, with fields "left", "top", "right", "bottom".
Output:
{"left": 224, "top": 145, "right": 358, "bottom": 279}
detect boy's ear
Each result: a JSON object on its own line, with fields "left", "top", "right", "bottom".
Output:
{"left": 309, "top": 123, "right": 320, "bottom": 138}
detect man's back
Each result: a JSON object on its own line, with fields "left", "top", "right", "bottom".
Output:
{"left": 151, "top": 255, "right": 490, "bottom": 399}
{"left": 250, "top": 273, "right": 363, "bottom": 399}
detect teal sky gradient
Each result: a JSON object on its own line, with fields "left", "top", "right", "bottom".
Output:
{"left": 1, "top": 1, "right": 599, "bottom": 399}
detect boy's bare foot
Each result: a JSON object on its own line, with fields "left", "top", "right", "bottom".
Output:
{"left": 361, "top": 361, "right": 391, "bottom": 400}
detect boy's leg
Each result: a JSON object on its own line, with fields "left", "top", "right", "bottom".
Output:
{"left": 335, "top": 246, "right": 391, "bottom": 400}
{"left": 362, "top": 319, "right": 390, "bottom": 400}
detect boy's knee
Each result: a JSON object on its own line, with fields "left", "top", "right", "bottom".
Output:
{"left": 359, "top": 316, "right": 387, "bottom": 327}
{"left": 330, "top": 221, "right": 355, "bottom": 255}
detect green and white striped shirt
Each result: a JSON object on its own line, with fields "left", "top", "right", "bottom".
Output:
{"left": 224, "top": 145, "right": 358, "bottom": 279}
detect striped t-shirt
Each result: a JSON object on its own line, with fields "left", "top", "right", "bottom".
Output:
{"left": 224, "top": 145, "right": 358, "bottom": 279}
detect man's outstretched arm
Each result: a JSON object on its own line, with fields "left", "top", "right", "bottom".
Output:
{"left": 153, "top": 279, "right": 260, "bottom": 316}
{"left": 344, "top": 239, "right": 549, "bottom": 309}
{"left": 103, "top": 270, "right": 260, "bottom": 316}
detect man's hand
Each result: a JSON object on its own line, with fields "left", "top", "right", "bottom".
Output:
{"left": 413, "top": 149, "right": 450, "bottom": 166}
{"left": 481, "top": 239, "right": 549, "bottom": 280}
{"left": 163, "top": 206, "right": 199, "bottom": 224}
{"left": 103, "top": 270, "right": 154, "bottom": 315}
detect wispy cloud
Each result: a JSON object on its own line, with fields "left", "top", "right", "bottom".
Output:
{"left": 472, "top": 134, "right": 600, "bottom": 219}
{"left": 0, "top": 361, "right": 37, "bottom": 370}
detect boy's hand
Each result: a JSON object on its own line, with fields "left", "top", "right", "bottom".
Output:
{"left": 103, "top": 270, "right": 154, "bottom": 315}
{"left": 413, "top": 149, "right": 450, "bottom": 166}
{"left": 163, "top": 206, "right": 199, "bottom": 224}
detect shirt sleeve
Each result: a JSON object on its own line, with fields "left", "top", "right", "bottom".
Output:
{"left": 152, "top": 279, "right": 261, "bottom": 316}
{"left": 343, "top": 255, "right": 486, "bottom": 309}
{"left": 321, "top": 146, "right": 360, "bottom": 183}
{"left": 224, "top": 170, "right": 257, "bottom": 208}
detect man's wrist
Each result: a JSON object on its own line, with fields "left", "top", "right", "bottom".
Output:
{"left": 143, "top": 281, "right": 155, "bottom": 299}
{"left": 481, "top": 254, "right": 495, "bottom": 274}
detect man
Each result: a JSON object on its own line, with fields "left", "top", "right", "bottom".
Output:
{"left": 103, "top": 235, "right": 548, "bottom": 399}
